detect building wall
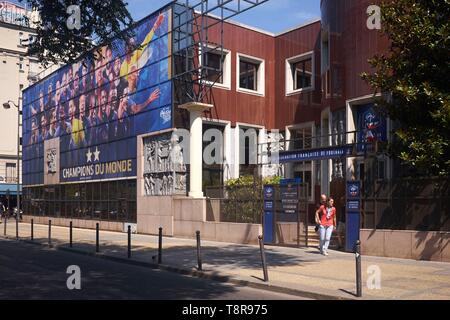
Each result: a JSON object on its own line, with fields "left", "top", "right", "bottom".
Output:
{"left": 202, "top": 16, "right": 276, "bottom": 129}
{"left": 274, "top": 21, "right": 323, "bottom": 129}
{"left": 0, "top": 19, "right": 59, "bottom": 185}
{"left": 320, "top": 0, "right": 390, "bottom": 108}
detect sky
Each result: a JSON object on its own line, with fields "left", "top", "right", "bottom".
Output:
{"left": 127, "top": 0, "right": 321, "bottom": 34}
{"left": 6, "top": 0, "right": 321, "bottom": 34}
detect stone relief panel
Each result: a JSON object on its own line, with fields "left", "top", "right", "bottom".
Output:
{"left": 143, "top": 133, "right": 186, "bottom": 196}
{"left": 46, "top": 148, "right": 57, "bottom": 174}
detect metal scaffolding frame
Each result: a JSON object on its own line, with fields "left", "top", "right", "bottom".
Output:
{"left": 171, "top": 0, "right": 269, "bottom": 104}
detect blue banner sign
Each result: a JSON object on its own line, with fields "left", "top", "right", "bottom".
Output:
{"left": 278, "top": 146, "right": 353, "bottom": 163}
{"left": 280, "top": 178, "right": 302, "bottom": 186}
{"left": 263, "top": 185, "right": 275, "bottom": 244}
{"left": 346, "top": 180, "right": 361, "bottom": 252}
{"left": 357, "top": 104, "right": 387, "bottom": 153}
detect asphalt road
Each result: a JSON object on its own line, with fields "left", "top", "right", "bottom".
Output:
{"left": 0, "top": 238, "right": 306, "bottom": 300}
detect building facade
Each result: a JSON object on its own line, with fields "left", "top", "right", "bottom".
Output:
{"left": 20, "top": 0, "right": 449, "bottom": 261}
{"left": 0, "top": 1, "right": 59, "bottom": 210}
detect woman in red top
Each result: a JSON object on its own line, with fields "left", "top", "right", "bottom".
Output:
{"left": 315, "top": 197, "right": 337, "bottom": 256}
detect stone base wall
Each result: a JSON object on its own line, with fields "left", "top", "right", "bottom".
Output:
{"left": 360, "top": 229, "right": 450, "bottom": 262}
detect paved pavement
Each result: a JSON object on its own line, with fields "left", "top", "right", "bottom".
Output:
{"left": 0, "top": 238, "right": 304, "bottom": 300}
{"left": 2, "top": 220, "right": 450, "bottom": 300}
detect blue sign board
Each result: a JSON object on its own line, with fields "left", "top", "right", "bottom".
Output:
{"left": 278, "top": 146, "right": 353, "bottom": 163}
{"left": 263, "top": 185, "right": 275, "bottom": 244}
{"left": 280, "top": 178, "right": 302, "bottom": 186}
{"left": 346, "top": 180, "right": 361, "bottom": 252}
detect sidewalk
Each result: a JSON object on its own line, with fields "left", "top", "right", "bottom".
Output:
{"left": 2, "top": 220, "right": 450, "bottom": 300}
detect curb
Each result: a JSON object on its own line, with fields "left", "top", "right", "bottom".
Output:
{"left": 1, "top": 235, "right": 355, "bottom": 300}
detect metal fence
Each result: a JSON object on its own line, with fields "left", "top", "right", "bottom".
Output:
{"left": 362, "top": 177, "right": 450, "bottom": 231}
{"left": 205, "top": 185, "right": 263, "bottom": 224}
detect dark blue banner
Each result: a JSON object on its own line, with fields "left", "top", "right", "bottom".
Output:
{"left": 346, "top": 180, "right": 361, "bottom": 252}
{"left": 278, "top": 145, "right": 353, "bottom": 163}
{"left": 356, "top": 103, "right": 387, "bottom": 153}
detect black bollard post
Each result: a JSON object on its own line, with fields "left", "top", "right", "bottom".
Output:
{"left": 3, "top": 215, "right": 6, "bottom": 236}
{"left": 258, "top": 235, "right": 269, "bottom": 282}
{"left": 196, "top": 231, "right": 202, "bottom": 271}
{"left": 31, "top": 219, "right": 34, "bottom": 241}
{"left": 355, "top": 240, "right": 362, "bottom": 297}
{"left": 96, "top": 223, "right": 99, "bottom": 253}
{"left": 158, "top": 227, "right": 162, "bottom": 264}
{"left": 48, "top": 220, "right": 52, "bottom": 246}
{"left": 127, "top": 225, "right": 131, "bottom": 259}
{"left": 69, "top": 221, "right": 73, "bottom": 248}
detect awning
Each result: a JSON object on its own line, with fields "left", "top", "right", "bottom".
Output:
{"left": 0, "top": 184, "right": 22, "bottom": 196}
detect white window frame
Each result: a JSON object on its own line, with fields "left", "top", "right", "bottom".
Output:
{"left": 237, "top": 53, "right": 265, "bottom": 97}
{"left": 199, "top": 46, "right": 231, "bottom": 90}
{"left": 285, "top": 51, "right": 315, "bottom": 96}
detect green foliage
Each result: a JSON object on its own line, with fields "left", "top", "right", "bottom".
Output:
{"left": 361, "top": 0, "right": 450, "bottom": 176}
{"left": 222, "top": 175, "right": 282, "bottom": 223}
{"left": 20, "top": 0, "right": 134, "bottom": 66}
{"left": 225, "top": 175, "right": 282, "bottom": 187}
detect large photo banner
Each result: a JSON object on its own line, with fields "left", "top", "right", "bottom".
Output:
{"left": 22, "top": 8, "right": 172, "bottom": 185}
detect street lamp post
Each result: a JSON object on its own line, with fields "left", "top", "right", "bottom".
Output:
{"left": 3, "top": 100, "right": 21, "bottom": 239}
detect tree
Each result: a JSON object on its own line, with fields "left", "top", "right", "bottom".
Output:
{"left": 20, "top": 0, "right": 134, "bottom": 66}
{"left": 362, "top": 0, "right": 450, "bottom": 176}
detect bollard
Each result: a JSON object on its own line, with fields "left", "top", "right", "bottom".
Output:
{"left": 31, "top": 219, "right": 34, "bottom": 241}
{"left": 69, "top": 221, "right": 73, "bottom": 248}
{"left": 355, "top": 240, "right": 362, "bottom": 297}
{"left": 4, "top": 216, "right": 7, "bottom": 236}
{"left": 16, "top": 215, "right": 18, "bottom": 240}
{"left": 158, "top": 227, "right": 162, "bottom": 264}
{"left": 48, "top": 220, "right": 52, "bottom": 246}
{"left": 196, "top": 230, "right": 202, "bottom": 271}
{"left": 127, "top": 225, "right": 131, "bottom": 259}
{"left": 96, "top": 223, "right": 99, "bottom": 253}
{"left": 258, "top": 235, "right": 269, "bottom": 282}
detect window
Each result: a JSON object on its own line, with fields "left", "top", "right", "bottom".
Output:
{"left": 239, "top": 126, "right": 259, "bottom": 176}
{"left": 289, "top": 126, "right": 314, "bottom": 200}
{"left": 202, "top": 123, "right": 225, "bottom": 190}
{"left": 240, "top": 60, "right": 258, "bottom": 91}
{"left": 202, "top": 47, "right": 231, "bottom": 89}
{"left": 237, "top": 53, "right": 265, "bottom": 96}
{"left": 293, "top": 59, "right": 312, "bottom": 90}
{"left": 6, "top": 163, "right": 16, "bottom": 183}
{"left": 205, "top": 51, "right": 224, "bottom": 83}
{"left": 286, "top": 52, "right": 315, "bottom": 95}
{"left": 22, "top": 180, "right": 137, "bottom": 223}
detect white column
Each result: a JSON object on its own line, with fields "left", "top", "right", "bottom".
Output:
{"left": 223, "top": 122, "right": 232, "bottom": 182}
{"left": 179, "top": 102, "right": 213, "bottom": 198}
